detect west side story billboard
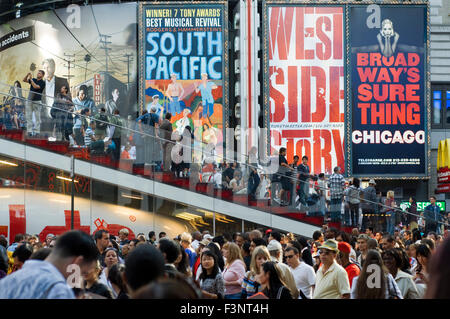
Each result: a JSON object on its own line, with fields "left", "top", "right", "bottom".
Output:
{"left": 263, "top": 1, "right": 429, "bottom": 178}
{"left": 139, "top": 2, "right": 228, "bottom": 161}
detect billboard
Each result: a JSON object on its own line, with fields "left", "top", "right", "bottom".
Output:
{"left": 266, "top": 5, "right": 345, "bottom": 175}
{"left": 0, "top": 3, "right": 138, "bottom": 117}
{"left": 350, "top": 5, "right": 428, "bottom": 177}
{"left": 139, "top": 2, "right": 228, "bottom": 161}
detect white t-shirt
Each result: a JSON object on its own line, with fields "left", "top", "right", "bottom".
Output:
{"left": 289, "top": 261, "right": 316, "bottom": 299}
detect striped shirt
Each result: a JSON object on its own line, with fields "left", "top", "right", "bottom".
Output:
{"left": 84, "top": 127, "right": 94, "bottom": 146}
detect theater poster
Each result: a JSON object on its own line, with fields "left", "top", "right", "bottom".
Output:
{"left": 265, "top": 4, "right": 345, "bottom": 175}
{"left": 139, "top": 2, "right": 228, "bottom": 162}
{"left": 350, "top": 4, "right": 429, "bottom": 178}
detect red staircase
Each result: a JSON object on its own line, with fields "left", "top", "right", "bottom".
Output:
{"left": 0, "top": 127, "right": 352, "bottom": 233}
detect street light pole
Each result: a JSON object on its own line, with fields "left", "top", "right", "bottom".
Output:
{"left": 71, "top": 155, "right": 75, "bottom": 230}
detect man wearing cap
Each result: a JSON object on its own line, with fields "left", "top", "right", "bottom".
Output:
{"left": 313, "top": 239, "right": 351, "bottom": 299}
{"left": 166, "top": 74, "right": 184, "bottom": 116}
{"left": 147, "top": 95, "right": 164, "bottom": 117}
{"left": 267, "top": 239, "right": 299, "bottom": 299}
{"left": 337, "top": 242, "right": 360, "bottom": 288}
{"left": 361, "top": 179, "right": 377, "bottom": 231}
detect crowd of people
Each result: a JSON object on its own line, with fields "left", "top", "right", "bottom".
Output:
{"left": 0, "top": 225, "right": 449, "bottom": 299}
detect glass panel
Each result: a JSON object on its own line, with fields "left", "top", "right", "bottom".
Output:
{"left": 434, "top": 100, "right": 442, "bottom": 124}
{"left": 446, "top": 91, "right": 450, "bottom": 100}
{"left": 446, "top": 99, "right": 450, "bottom": 124}
{"left": 434, "top": 90, "right": 442, "bottom": 100}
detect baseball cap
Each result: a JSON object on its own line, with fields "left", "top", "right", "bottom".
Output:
{"left": 369, "top": 179, "right": 376, "bottom": 185}
{"left": 265, "top": 229, "right": 273, "bottom": 235}
{"left": 318, "top": 239, "right": 339, "bottom": 253}
{"left": 200, "top": 239, "right": 210, "bottom": 246}
{"left": 267, "top": 239, "right": 282, "bottom": 252}
{"left": 203, "top": 234, "right": 213, "bottom": 240}
{"left": 338, "top": 241, "right": 352, "bottom": 254}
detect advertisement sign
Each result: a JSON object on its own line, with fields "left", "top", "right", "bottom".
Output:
{"left": 400, "top": 201, "right": 446, "bottom": 212}
{"left": 139, "top": 2, "right": 228, "bottom": 161}
{"left": 350, "top": 5, "right": 428, "bottom": 177}
{"left": 267, "top": 5, "right": 345, "bottom": 175}
{"left": 0, "top": 26, "right": 34, "bottom": 52}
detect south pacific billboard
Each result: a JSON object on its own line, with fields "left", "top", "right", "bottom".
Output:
{"left": 350, "top": 5, "right": 428, "bottom": 177}
{"left": 139, "top": 2, "right": 228, "bottom": 161}
{"left": 266, "top": 5, "right": 345, "bottom": 175}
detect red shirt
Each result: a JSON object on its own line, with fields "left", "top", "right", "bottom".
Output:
{"left": 344, "top": 263, "right": 360, "bottom": 288}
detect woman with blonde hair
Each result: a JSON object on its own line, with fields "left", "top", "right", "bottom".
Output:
{"left": 241, "top": 245, "right": 271, "bottom": 298}
{"left": 222, "top": 242, "right": 246, "bottom": 299}
{"left": 384, "top": 190, "right": 397, "bottom": 235}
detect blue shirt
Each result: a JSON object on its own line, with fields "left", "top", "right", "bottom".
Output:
{"left": 185, "top": 248, "right": 197, "bottom": 269}
{"left": 137, "top": 112, "right": 159, "bottom": 127}
{"left": 0, "top": 260, "right": 75, "bottom": 299}
{"left": 199, "top": 82, "right": 215, "bottom": 104}
{"left": 424, "top": 204, "right": 442, "bottom": 223}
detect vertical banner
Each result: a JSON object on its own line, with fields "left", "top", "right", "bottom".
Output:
{"left": 350, "top": 6, "right": 427, "bottom": 177}
{"left": 268, "top": 6, "right": 345, "bottom": 175}
{"left": 140, "top": 3, "right": 226, "bottom": 161}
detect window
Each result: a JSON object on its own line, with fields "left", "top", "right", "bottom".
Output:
{"left": 432, "top": 84, "right": 450, "bottom": 128}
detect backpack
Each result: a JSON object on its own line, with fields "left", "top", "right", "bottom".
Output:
{"left": 96, "top": 113, "right": 108, "bottom": 130}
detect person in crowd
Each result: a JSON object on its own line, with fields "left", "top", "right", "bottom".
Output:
{"left": 51, "top": 85, "right": 73, "bottom": 140}
{"left": 175, "top": 241, "right": 192, "bottom": 277}
{"left": 222, "top": 242, "right": 246, "bottom": 299}
{"left": 284, "top": 246, "right": 316, "bottom": 299}
{"left": 276, "top": 147, "right": 295, "bottom": 206}
{"left": 316, "top": 173, "right": 328, "bottom": 217}
{"left": 133, "top": 275, "right": 200, "bottom": 299}
{"left": 83, "top": 260, "right": 114, "bottom": 299}
{"left": 296, "top": 236, "right": 314, "bottom": 267}
{"left": 72, "top": 85, "right": 96, "bottom": 114}
{"left": 148, "top": 231, "right": 157, "bottom": 245}
{"left": 259, "top": 261, "right": 292, "bottom": 299}
{"left": 241, "top": 245, "right": 271, "bottom": 299}
{"left": 84, "top": 120, "right": 96, "bottom": 148}
{"left": 328, "top": 166, "right": 346, "bottom": 222}
{"left": 297, "top": 156, "right": 311, "bottom": 208}
{"left": 108, "top": 263, "right": 129, "bottom": 299}
{"left": 266, "top": 239, "right": 299, "bottom": 298}
{"left": 191, "top": 231, "right": 202, "bottom": 252}
{"left": 11, "top": 243, "right": 33, "bottom": 272}
{"left": 198, "top": 250, "right": 225, "bottom": 299}
{"left": 351, "top": 249, "right": 402, "bottom": 299}
{"left": 313, "top": 239, "right": 351, "bottom": 299}
{"left": 108, "top": 108, "right": 124, "bottom": 161}
{"left": 425, "top": 236, "right": 450, "bottom": 298}
{"left": 337, "top": 241, "right": 360, "bottom": 288}
{"left": 206, "top": 242, "right": 224, "bottom": 272}
{"left": 361, "top": 179, "right": 377, "bottom": 230}
{"left": 241, "top": 241, "right": 251, "bottom": 271}
{"left": 118, "top": 228, "right": 130, "bottom": 248}
{"left": 23, "top": 69, "right": 45, "bottom": 136}
{"left": 382, "top": 190, "right": 397, "bottom": 235}
{"left": 93, "top": 107, "right": 109, "bottom": 141}
{"left": 128, "top": 239, "right": 139, "bottom": 252}
{"left": 414, "top": 243, "right": 431, "bottom": 298}
{"left": 0, "top": 230, "right": 98, "bottom": 299}
{"left": 160, "top": 112, "right": 173, "bottom": 172}
{"left": 344, "top": 177, "right": 362, "bottom": 227}
{"left": 94, "top": 230, "right": 109, "bottom": 267}
{"left": 424, "top": 196, "right": 443, "bottom": 235}
{"left": 357, "top": 234, "right": 370, "bottom": 266}
{"left": 98, "top": 247, "right": 120, "bottom": 297}
{"left": 29, "top": 248, "right": 52, "bottom": 261}
{"left": 123, "top": 244, "right": 165, "bottom": 298}
{"left": 382, "top": 249, "right": 420, "bottom": 299}
{"left": 158, "top": 238, "right": 181, "bottom": 278}
{"left": 380, "top": 234, "right": 396, "bottom": 251}
{"left": 179, "top": 232, "right": 196, "bottom": 270}
{"left": 406, "top": 197, "right": 418, "bottom": 231}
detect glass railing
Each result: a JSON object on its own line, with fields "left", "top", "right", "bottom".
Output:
{"left": 0, "top": 81, "right": 447, "bottom": 234}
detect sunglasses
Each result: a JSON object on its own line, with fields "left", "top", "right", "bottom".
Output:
{"left": 285, "top": 254, "right": 295, "bottom": 259}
